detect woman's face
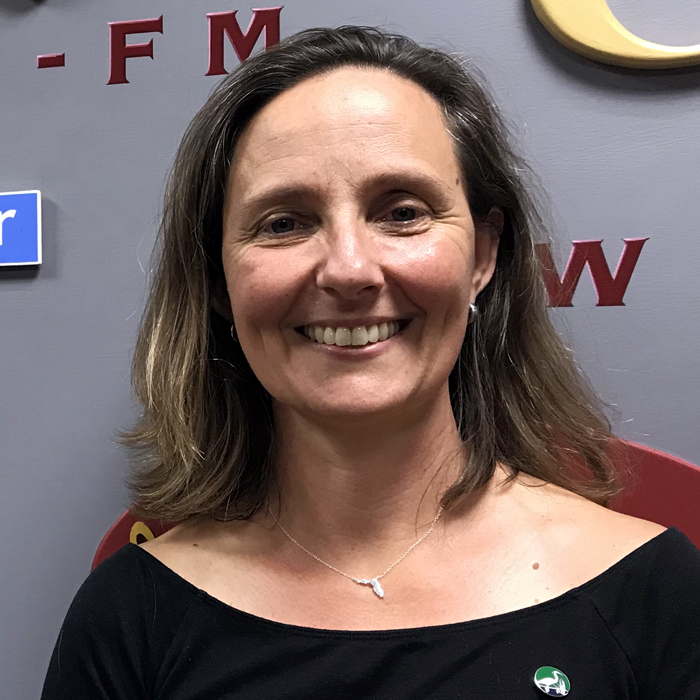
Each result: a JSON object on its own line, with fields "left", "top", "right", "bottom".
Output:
{"left": 220, "top": 67, "right": 500, "bottom": 422}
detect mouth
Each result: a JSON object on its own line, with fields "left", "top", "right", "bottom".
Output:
{"left": 294, "top": 320, "right": 412, "bottom": 347}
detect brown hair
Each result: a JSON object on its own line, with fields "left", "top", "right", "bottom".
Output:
{"left": 123, "top": 25, "right": 618, "bottom": 522}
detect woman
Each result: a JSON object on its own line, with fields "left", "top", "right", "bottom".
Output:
{"left": 42, "top": 26, "right": 700, "bottom": 699}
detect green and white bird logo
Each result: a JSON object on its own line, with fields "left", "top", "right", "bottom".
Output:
{"left": 533, "top": 666, "right": 571, "bottom": 696}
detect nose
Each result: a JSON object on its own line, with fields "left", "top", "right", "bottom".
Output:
{"left": 315, "top": 220, "right": 385, "bottom": 300}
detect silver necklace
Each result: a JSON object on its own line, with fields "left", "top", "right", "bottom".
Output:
{"left": 273, "top": 504, "right": 445, "bottom": 598}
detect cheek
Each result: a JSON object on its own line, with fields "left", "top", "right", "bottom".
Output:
{"left": 225, "top": 249, "right": 304, "bottom": 334}
{"left": 389, "top": 235, "right": 474, "bottom": 321}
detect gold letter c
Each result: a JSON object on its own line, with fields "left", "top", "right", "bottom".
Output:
{"left": 532, "top": 0, "right": 700, "bottom": 69}
{"left": 130, "top": 521, "right": 156, "bottom": 544}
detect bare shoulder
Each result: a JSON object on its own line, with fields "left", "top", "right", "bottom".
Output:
{"left": 137, "top": 515, "right": 245, "bottom": 577}
{"left": 495, "top": 469, "right": 666, "bottom": 585}
{"left": 134, "top": 515, "right": 287, "bottom": 619}
{"left": 555, "top": 483, "right": 661, "bottom": 539}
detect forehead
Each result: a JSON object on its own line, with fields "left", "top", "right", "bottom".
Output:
{"left": 227, "top": 66, "right": 461, "bottom": 196}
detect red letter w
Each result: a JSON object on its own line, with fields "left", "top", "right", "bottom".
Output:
{"left": 536, "top": 238, "right": 648, "bottom": 307}
{"left": 206, "top": 8, "right": 282, "bottom": 76}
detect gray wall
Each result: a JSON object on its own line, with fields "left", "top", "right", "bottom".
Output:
{"left": 1, "top": 0, "right": 698, "bottom": 696}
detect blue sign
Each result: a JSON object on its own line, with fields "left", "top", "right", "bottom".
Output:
{"left": 0, "top": 190, "right": 42, "bottom": 266}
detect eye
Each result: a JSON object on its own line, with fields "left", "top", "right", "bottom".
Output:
{"left": 269, "top": 217, "right": 299, "bottom": 235}
{"left": 390, "top": 206, "right": 419, "bottom": 222}
{"left": 258, "top": 215, "right": 310, "bottom": 237}
{"left": 379, "top": 203, "right": 430, "bottom": 230}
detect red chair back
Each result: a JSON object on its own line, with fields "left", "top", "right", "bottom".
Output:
{"left": 608, "top": 440, "right": 700, "bottom": 546}
{"left": 91, "top": 513, "right": 176, "bottom": 571}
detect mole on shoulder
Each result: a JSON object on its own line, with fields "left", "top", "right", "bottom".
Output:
{"left": 532, "top": 562, "right": 540, "bottom": 570}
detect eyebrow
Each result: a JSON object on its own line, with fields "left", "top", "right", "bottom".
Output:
{"left": 234, "top": 169, "right": 456, "bottom": 220}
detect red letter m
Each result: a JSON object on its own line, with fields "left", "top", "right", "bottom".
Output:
{"left": 206, "top": 8, "right": 282, "bottom": 76}
{"left": 536, "top": 238, "right": 648, "bottom": 307}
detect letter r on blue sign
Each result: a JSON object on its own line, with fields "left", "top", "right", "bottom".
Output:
{"left": 0, "top": 191, "right": 42, "bottom": 266}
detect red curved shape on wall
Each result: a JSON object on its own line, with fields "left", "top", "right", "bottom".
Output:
{"left": 92, "top": 439, "right": 700, "bottom": 571}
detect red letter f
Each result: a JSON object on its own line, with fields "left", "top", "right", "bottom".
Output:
{"left": 108, "top": 16, "right": 164, "bottom": 85}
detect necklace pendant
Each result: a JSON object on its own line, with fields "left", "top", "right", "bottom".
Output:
{"left": 358, "top": 578, "right": 384, "bottom": 598}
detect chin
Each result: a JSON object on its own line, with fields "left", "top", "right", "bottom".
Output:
{"left": 281, "top": 387, "right": 428, "bottom": 426}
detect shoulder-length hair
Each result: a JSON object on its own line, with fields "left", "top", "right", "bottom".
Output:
{"left": 123, "top": 25, "right": 618, "bottom": 522}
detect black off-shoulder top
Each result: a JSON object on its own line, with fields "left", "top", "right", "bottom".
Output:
{"left": 41, "top": 527, "right": 700, "bottom": 699}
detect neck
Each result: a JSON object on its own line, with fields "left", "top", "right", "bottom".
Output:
{"left": 268, "top": 387, "right": 465, "bottom": 569}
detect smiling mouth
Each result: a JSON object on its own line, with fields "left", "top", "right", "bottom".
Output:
{"left": 295, "top": 320, "right": 411, "bottom": 347}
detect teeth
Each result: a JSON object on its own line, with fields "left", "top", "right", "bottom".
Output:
{"left": 351, "top": 327, "right": 369, "bottom": 345}
{"left": 335, "top": 328, "right": 351, "bottom": 346}
{"left": 304, "top": 322, "right": 404, "bottom": 346}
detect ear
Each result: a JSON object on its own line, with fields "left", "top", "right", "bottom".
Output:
{"left": 472, "top": 206, "right": 503, "bottom": 297}
{"left": 210, "top": 275, "right": 234, "bottom": 322}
